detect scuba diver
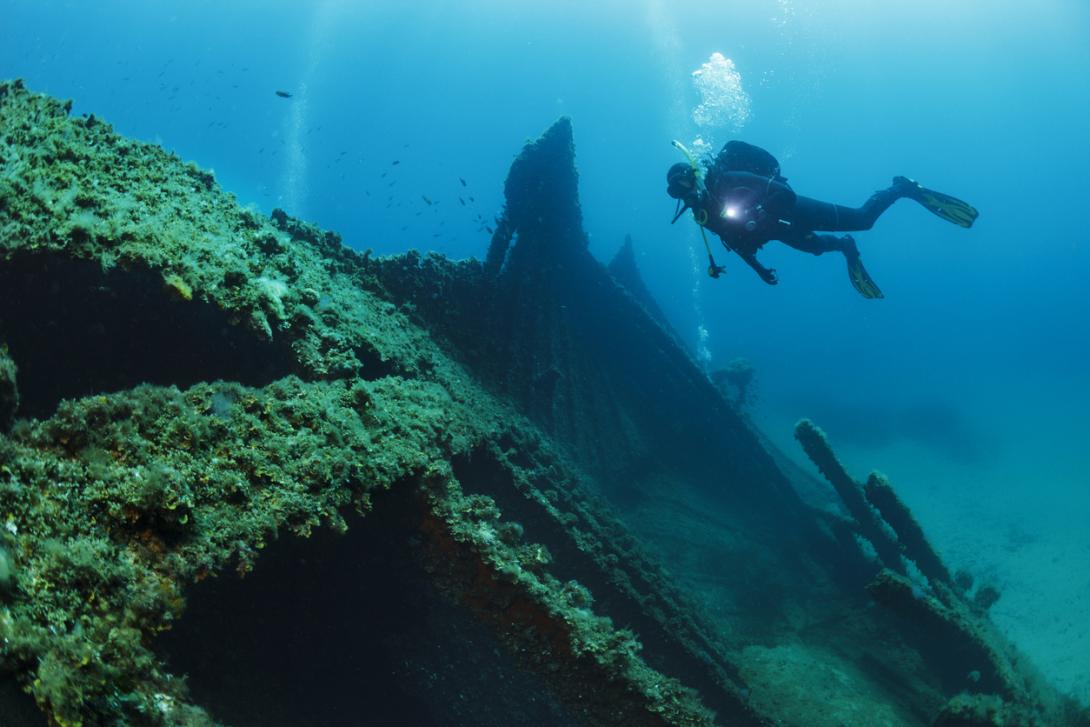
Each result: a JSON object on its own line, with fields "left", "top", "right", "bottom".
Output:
{"left": 666, "top": 140, "right": 978, "bottom": 298}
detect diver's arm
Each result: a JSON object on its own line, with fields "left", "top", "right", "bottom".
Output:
{"left": 707, "top": 220, "right": 778, "bottom": 285}
{"left": 737, "top": 249, "right": 778, "bottom": 285}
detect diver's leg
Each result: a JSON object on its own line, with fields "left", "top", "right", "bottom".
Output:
{"left": 778, "top": 230, "right": 883, "bottom": 298}
{"left": 792, "top": 186, "right": 902, "bottom": 232}
{"left": 778, "top": 230, "right": 855, "bottom": 256}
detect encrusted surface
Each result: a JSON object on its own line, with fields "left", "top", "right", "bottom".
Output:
{"left": 2, "top": 79, "right": 1086, "bottom": 727}
{"left": 0, "top": 80, "right": 726, "bottom": 726}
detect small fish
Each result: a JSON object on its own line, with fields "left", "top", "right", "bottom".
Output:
{"left": 275, "top": 90, "right": 292, "bottom": 98}
{"left": 459, "top": 177, "right": 467, "bottom": 187}
{"left": 486, "top": 226, "right": 494, "bottom": 234}
{"left": 469, "top": 196, "right": 475, "bottom": 202}
{"left": 421, "top": 195, "right": 433, "bottom": 205}
{"left": 391, "top": 160, "right": 400, "bottom": 166}
{"left": 459, "top": 197, "right": 466, "bottom": 206}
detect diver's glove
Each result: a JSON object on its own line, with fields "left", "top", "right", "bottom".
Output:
{"left": 705, "top": 251, "right": 727, "bottom": 279}
{"left": 738, "top": 250, "right": 778, "bottom": 285}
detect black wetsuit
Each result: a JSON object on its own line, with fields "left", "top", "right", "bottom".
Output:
{"left": 698, "top": 169, "right": 903, "bottom": 284}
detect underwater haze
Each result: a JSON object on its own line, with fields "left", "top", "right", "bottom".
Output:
{"left": 3, "top": 0, "right": 1089, "bottom": 711}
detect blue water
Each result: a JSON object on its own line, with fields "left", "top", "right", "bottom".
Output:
{"left": 4, "top": 0, "right": 1090, "bottom": 703}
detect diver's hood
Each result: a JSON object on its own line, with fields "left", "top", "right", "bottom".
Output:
{"left": 667, "top": 162, "right": 698, "bottom": 224}
{"left": 666, "top": 163, "right": 696, "bottom": 199}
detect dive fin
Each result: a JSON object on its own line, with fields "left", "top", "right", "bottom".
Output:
{"left": 846, "top": 254, "right": 884, "bottom": 299}
{"left": 894, "top": 176, "right": 979, "bottom": 228}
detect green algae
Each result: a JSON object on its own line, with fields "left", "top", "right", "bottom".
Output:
{"left": 0, "top": 374, "right": 720, "bottom": 725}
{"left": 3, "top": 77, "right": 1083, "bottom": 727}
{"left": 0, "top": 79, "right": 419, "bottom": 381}
{"left": 0, "top": 79, "right": 726, "bottom": 726}
{"left": 0, "top": 376, "right": 479, "bottom": 724}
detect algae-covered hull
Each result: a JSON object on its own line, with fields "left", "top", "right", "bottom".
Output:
{"left": 0, "top": 80, "right": 1085, "bottom": 727}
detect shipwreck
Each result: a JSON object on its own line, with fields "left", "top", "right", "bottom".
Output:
{"left": 0, "top": 80, "right": 1086, "bottom": 726}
